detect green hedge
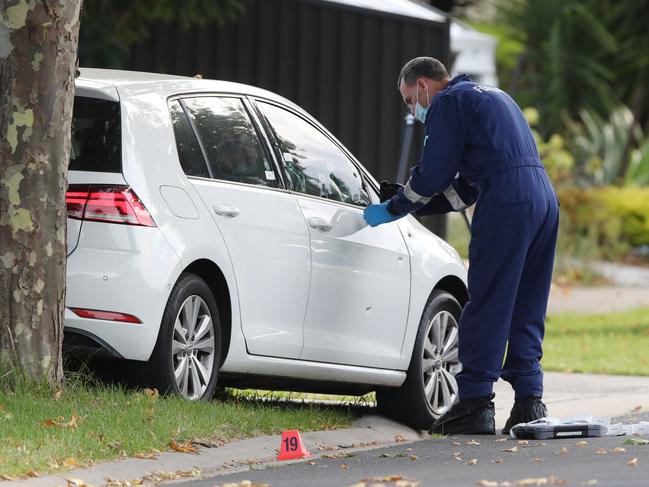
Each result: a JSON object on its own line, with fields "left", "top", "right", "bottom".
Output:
{"left": 557, "top": 186, "right": 649, "bottom": 260}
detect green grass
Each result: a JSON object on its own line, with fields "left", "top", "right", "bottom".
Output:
{"left": 543, "top": 308, "right": 649, "bottom": 375}
{"left": 0, "top": 374, "right": 356, "bottom": 478}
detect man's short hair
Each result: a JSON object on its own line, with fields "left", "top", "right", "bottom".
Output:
{"left": 398, "top": 57, "right": 449, "bottom": 87}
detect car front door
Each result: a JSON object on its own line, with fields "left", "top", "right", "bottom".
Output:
{"left": 256, "top": 100, "right": 411, "bottom": 369}
{"left": 170, "top": 97, "right": 310, "bottom": 359}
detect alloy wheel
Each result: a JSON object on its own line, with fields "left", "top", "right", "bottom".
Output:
{"left": 171, "top": 295, "right": 215, "bottom": 399}
{"left": 421, "top": 310, "right": 461, "bottom": 416}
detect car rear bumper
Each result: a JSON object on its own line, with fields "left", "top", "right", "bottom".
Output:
{"left": 65, "top": 222, "right": 182, "bottom": 361}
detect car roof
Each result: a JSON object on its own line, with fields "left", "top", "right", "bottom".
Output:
{"left": 77, "top": 68, "right": 300, "bottom": 110}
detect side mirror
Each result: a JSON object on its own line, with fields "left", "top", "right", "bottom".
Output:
{"left": 379, "top": 180, "right": 403, "bottom": 203}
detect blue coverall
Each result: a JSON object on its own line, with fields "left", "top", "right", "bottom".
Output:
{"left": 389, "top": 74, "right": 559, "bottom": 400}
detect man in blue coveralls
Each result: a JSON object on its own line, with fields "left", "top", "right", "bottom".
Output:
{"left": 364, "top": 57, "right": 559, "bottom": 435}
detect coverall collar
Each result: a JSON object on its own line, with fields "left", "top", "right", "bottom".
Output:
{"left": 424, "top": 74, "right": 472, "bottom": 123}
{"left": 447, "top": 73, "right": 472, "bottom": 88}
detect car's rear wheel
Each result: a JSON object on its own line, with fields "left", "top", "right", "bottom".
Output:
{"left": 377, "top": 290, "right": 462, "bottom": 429}
{"left": 149, "top": 273, "right": 221, "bottom": 400}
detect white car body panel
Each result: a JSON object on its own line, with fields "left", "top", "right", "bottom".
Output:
{"left": 65, "top": 222, "right": 181, "bottom": 360}
{"left": 192, "top": 179, "right": 311, "bottom": 359}
{"left": 65, "top": 68, "right": 468, "bottom": 391}
{"left": 396, "top": 216, "right": 468, "bottom": 370}
{"left": 296, "top": 196, "right": 410, "bottom": 369}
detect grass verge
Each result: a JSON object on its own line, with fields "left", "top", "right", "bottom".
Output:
{"left": 543, "top": 307, "right": 649, "bottom": 375}
{"left": 0, "top": 372, "right": 356, "bottom": 479}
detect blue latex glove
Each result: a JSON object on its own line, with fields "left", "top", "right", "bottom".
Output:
{"left": 363, "top": 201, "right": 401, "bottom": 227}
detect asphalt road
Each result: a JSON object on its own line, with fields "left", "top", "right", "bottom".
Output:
{"left": 177, "top": 413, "right": 649, "bottom": 487}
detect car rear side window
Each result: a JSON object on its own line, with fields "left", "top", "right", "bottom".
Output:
{"left": 69, "top": 96, "right": 121, "bottom": 173}
{"left": 180, "top": 97, "right": 278, "bottom": 188}
{"left": 169, "top": 100, "right": 210, "bottom": 178}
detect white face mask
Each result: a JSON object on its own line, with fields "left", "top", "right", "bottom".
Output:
{"left": 414, "top": 82, "right": 430, "bottom": 123}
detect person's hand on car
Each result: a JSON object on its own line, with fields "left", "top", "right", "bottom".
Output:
{"left": 363, "top": 201, "right": 402, "bottom": 227}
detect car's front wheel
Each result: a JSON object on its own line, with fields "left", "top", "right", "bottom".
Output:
{"left": 148, "top": 273, "right": 221, "bottom": 400}
{"left": 377, "top": 290, "right": 462, "bottom": 429}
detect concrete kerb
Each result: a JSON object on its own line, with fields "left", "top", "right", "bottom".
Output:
{"left": 0, "top": 415, "right": 427, "bottom": 487}
{"left": 4, "top": 371, "right": 649, "bottom": 486}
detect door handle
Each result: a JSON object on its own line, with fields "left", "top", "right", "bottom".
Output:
{"left": 308, "top": 217, "right": 333, "bottom": 232}
{"left": 213, "top": 205, "right": 240, "bottom": 218}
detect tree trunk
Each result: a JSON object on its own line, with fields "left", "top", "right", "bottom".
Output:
{"left": 0, "top": 0, "right": 82, "bottom": 384}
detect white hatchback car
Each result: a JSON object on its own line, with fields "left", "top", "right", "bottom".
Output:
{"left": 64, "top": 68, "right": 468, "bottom": 429}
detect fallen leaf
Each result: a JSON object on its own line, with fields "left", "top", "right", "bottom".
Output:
{"left": 143, "top": 388, "right": 159, "bottom": 401}
{"left": 612, "top": 447, "right": 626, "bottom": 453}
{"left": 394, "top": 434, "right": 407, "bottom": 443}
{"left": 559, "top": 447, "right": 568, "bottom": 455}
{"left": 576, "top": 441, "right": 588, "bottom": 447}
{"left": 495, "top": 438, "right": 507, "bottom": 443}
{"left": 317, "top": 444, "right": 340, "bottom": 451}
{"left": 26, "top": 470, "right": 39, "bottom": 478}
{"left": 476, "top": 481, "right": 498, "bottom": 487}
{"left": 63, "top": 457, "right": 79, "bottom": 467}
{"left": 631, "top": 405, "right": 642, "bottom": 412}
{"left": 105, "top": 479, "right": 145, "bottom": 487}
{"left": 135, "top": 452, "right": 158, "bottom": 460}
{"left": 452, "top": 441, "right": 462, "bottom": 446}
{"left": 341, "top": 463, "right": 349, "bottom": 470}
{"left": 515, "top": 478, "right": 549, "bottom": 486}
{"left": 65, "top": 479, "right": 93, "bottom": 487}
{"left": 584, "top": 481, "right": 598, "bottom": 486}
{"left": 169, "top": 439, "right": 198, "bottom": 454}
{"left": 534, "top": 457, "right": 543, "bottom": 464}
{"left": 43, "top": 413, "right": 81, "bottom": 429}
{"left": 595, "top": 448, "right": 607, "bottom": 455}
{"left": 346, "top": 483, "right": 366, "bottom": 487}
{"left": 624, "top": 438, "right": 649, "bottom": 446}
{"left": 465, "top": 439, "right": 480, "bottom": 445}
{"left": 238, "top": 457, "right": 263, "bottom": 466}
{"left": 468, "top": 458, "right": 478, "bottom": 465}
{"left": 361, "top": 476, "right": 414, "bottom": 482}
{"left": 143, "top": 470, "right": 201, "bottom": 482}
{"left": 628, "top": 457, "right": 638, "bottom": 467}
{"left": 409, "top": 454, "right": 419, "bottom": 461}
{"left": 0, "top": 475, "right": 19, "bottom": 481}
{"left": 492, "top": 458, "right": 504, "bottom": 464}
{"left": 503, "top": 446, "right": 519, "bottom": 453}
{"left": 324, "top": 452, "right": 356, "bottom": 459}
{"left": 53, "top": 389, "right": 63, "bottom": 401}
{"left": 517, "top": 440, "right": 529, "bottom": 445}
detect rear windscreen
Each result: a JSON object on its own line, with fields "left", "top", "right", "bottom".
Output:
{"left": 69, "top": 96, "right": 121, "bottom": 173}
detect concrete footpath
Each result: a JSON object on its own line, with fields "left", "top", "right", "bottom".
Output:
{"left": 5, "top": 371, "right": 649, "bottom": 487}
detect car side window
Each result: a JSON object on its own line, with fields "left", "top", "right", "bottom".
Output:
{"left": 169, "top": 100, "right": 210, "bottom": 178}
{"left": 257, "top": 102, "right": 371, "bottom": 207}
{"left": 181, "top": 97, "right": 278, "bottom": 188}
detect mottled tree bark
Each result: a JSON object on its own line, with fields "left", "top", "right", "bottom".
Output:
{"left": 0, "top": 0, "right": 82, "bottom": 383}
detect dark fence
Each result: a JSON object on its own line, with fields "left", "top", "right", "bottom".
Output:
{"left": 126, "top": 0, "right": 449, "bottom": 183}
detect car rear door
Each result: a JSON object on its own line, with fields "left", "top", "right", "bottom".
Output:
{"left": 170, "top": 96, "right": 311, "bottom": 359}
{"left": 255, "top": 100, "right": 411, "bottom": 369}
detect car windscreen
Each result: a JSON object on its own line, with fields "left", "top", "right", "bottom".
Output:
{"left": 69, "top": 96, "right": 121, "bottom": 173}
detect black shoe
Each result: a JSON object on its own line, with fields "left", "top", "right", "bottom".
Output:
{"left": 430, "top": 393, "right": 496, "bottom": 435}
{"left": 502, "top": 396, "right": 548, "bottom": 435}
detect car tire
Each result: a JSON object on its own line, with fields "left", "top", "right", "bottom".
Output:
{"left": 377, "top": 290, "right": 462, "bottom": 430}
{"left": 148, "top": 272, "right": 221, "bottom": 400}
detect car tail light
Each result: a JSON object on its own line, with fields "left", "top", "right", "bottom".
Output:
{"left": 70, "top": 307, "right": 141, "bottom": 324}
{"left": 66, "top": 184, "right": 156, "bottom": 227}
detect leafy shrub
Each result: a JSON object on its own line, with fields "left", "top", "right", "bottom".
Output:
{"left": 557, "top": 186, "right": 649, "bottom": 260}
